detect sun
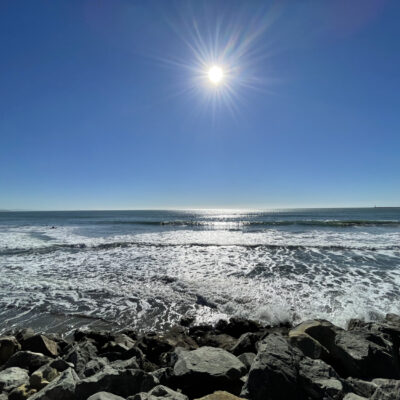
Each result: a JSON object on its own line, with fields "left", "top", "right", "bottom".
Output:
{"left": 208, "top": 65, "right": 224, "bottom": 85}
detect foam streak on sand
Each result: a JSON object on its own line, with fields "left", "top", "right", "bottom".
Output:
{"left": 0, "top": 209, "right": 399, "bottom": 334}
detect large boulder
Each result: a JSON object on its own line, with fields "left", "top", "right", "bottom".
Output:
{"left": 173, "top": 346, "right": 246, "bottom": 397}
{"left": 298, "top": 357, "right": 343, "bottom": 399}
{"left": 0, "top": 336, "right": 21, "bottom": 365}
{"left": 370, "top": 379, "right": 400, "bottom": 400}
{"left": 63, "top": 340, "right": 98, "bottom": 377}
{"left": 30, "top": 363, "right": 60, "bottom": 390}
{"left": 87, "top": 392, "right": 125, "bottom": 400}
{"left": 74, "top": 366, "right": 158, "bottom": 399}
{"left": 22, "top": 335, "right": 58, "bottom": 357}
{"left": 241, "top": 333, "right": 303, "bottom": 400}
{"left": 0, "top": 367, "right": 29, "bottom": 392}
{"left": 28, "top": 367, "right": 79, "bottom": 400}
{"left": 2, "top": 351, "right": 50, "bottom": 373}
{"left": 231, "top": 333, "right": 259, "bottom": 356}
{"left": 215, "top": 318, "right": 263, "bottom": 338}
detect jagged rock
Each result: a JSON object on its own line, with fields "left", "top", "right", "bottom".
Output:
{"left": 84, "top": 357, "right": 109, "bottom": 377}
{"left": 385, "top": 314, "right": 400, "bottom": 325}
{"left": 231, "top": 332, "right": 259, "bottom": 355}
{"left": 237, "top": 353, "right": 255, "bottom": 369}
{"left": 370, "top": 379, "right": 400, "bottom": 400}
{"left": 0, "top": 367, "right": 29, "bottom": 392}
{"left": 151, "top": 367, "right": 174, "bottom": 387}
{"left": 22, "top": 334, "right": 59, "bottom": 357}
{"left": 111, "top": 356, "right": 140, "bottom": 370}
{"left": 0, "top": 336, "right": 21, "bottom": 365}
{"left": 345, "top": 377, "right": 378, "bottom": 398}
{"left": 173, "top": 346, "right": 246, "bottom": 397}
{"left": 64, "top": 340, "right": 98, "bottom": 377}
{"left": 49, "top": 358, "right": 74, "bottom": 372}
{"left": 299, "top": 357, "right": 343, "bottom": 399}
{"left": 101, "top": 333, "right": 135, "bottom": 353}
{"left": 135, "top": 334, "right": 174, "bottom": 364}
{"left": 162, "top": 326, "right": 198, "bottom": 350}
{"left": 195, "top": 333, "right": 237, "bottom": 351}
{"left": 75, "top": 366, "right": 158, "bottom": 399}
{"left": 15, "top": 329, "right": 35, "bottom": 346}
{"left": 241, "top": 333, "right": 302, "bottom": 400}
{"left": 30, "top": 363, "right": 59, "bottom": 390}
{"left": 194, "top": 391, "right": 245, "bottom": 400}
{"left": 74, "top": 330, "right": 116, "bottom": 349}
{"left": 129, "top": 384, "right": 188, "bottom": 400}
{"left": 28, "top": 367, "right": 79, "bottom": 400}
{"left": 2, "top": 351, "right": 50, "bottom": 373}
{"left": 123, "top": 346, "right": 156, "bottom": 372}
{"left": 332, "top": 330, "right": 399, "bottom": 379}
{"left": 215, "top": 318, "right": 262, "bottom": 338}
{"left": 87, "top": 392, "right": 125, "bottom": 400}
{"left": 9, "top": 384, "right": 37, "bottom": 400}
{"left": 343, "top": 394, "right": 368, "bottom": 400}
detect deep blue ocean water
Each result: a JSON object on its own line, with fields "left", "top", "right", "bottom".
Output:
{"left": 0, "top": 208, "right": 399, "bottom": 334}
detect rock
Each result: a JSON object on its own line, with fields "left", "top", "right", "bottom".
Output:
{"left": 74, "top": 330, "right": 116, "bottom": 349}
{"left": 111, "top": 356, "right": 140, "bottom": 370}
{"left": 0, "top": 336, "right": 21, "bottom": 365}
{"left": 196, "top": 333, "right": 237, "bottom": 351}
{"left": 370, "top": 379, "right": 400, "bottom": 400}
{"left": 129, "top": 385, "right": 188, "bottom": 400}
{"left": 22, "top": 334, "right": 59, "bottom": 357}
{"left": 242, "top": 333, "right": 302, "bottom": 400}
{"left": 194, "top": 391, "right": 245, "bottom": 400}
{"left": 84, "top": 357, "right": 109, "bottom": 377}
{"left": 385, "top": 314, "right": 400, "bottom": 325}
{"left": 49, "top": 358, "right": 74, "bottom": 372}
{"left": 64, "top": 340, "right": 98, "bottom": 377}
{"left": 2, "top": 351, "right": 50, "bottom": 373}
{"left": 332, "top": 330, "right": 399, "bottom": 379}
{"left": 9, "top": 384, "right": 37, "bottom": 400}
{"left": 345, "top": 377, "right": 378, "bottom": 398}
{"left": 135, "top": 334, "right": 174, "bottom": 364}
{"left": 231, "top": 333, "right": 259, "bottom": 355}
{"left": 151, "top": 367, "right": 174, "bottom": 387}
{"left": 215, "top": 318, "right": 262, "bottom": 338}
{"left": 180, "top": 315, "right": 195, "bottom": 327}
{"left": 75, "top": 366, "right": 158, "bottom": 399}
{"left": 30, "top": 363, "right": 60, "bottom": 390}
{"left": 14, "top": 329, "right": 35, "bottom": 346}
{"left": 237, "top": 353, "right": 255, "bottom": 370}
{"left": 343, "top": 394, "right": 368, "bottom": 400}
{"left": 28, "top": 367, "right": 79, "bottom": 400}
{"left": 101, "top": 333, "right": 135, "bottom": 353}
{"left": 0, "top": 367, "right": 29, "bottom": 392}
{"left": 173, "top": 346, "right": 246, "bottom": 397}
{"left": 87, "top": 392, "right": 126, "bottom": 400}
{"left": 298, "top": 357, "right": 343, "bottom": 399}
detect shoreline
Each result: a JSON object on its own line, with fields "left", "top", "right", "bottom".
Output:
{"left": 0, "top": 314, "right": 399, "bottom": 399}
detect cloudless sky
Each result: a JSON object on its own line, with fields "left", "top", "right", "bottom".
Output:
{"left": 1, "top": 0, "right": 399, "bottom": 210}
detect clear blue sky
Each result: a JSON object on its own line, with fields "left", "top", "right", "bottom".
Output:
{"left": 1, "top": 0, "right": 399, "bottom": 210}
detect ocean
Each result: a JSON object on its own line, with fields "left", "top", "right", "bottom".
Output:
{"left": 0, "top": 208, "right": 399, "bottom": 335}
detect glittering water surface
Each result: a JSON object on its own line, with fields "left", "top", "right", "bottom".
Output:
{"left": 0, "top": 209, "right": 399, "bottom": 334}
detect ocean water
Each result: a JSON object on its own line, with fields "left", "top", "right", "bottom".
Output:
{"left": 0, "top": 208, "right": 399, "bottom": 335}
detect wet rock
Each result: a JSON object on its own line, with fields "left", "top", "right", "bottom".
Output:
{"left": 173, "top": 346, "right": 246, "bottom": 397}
{"left": 242, "top": 333, "right": 302, "bottom": 400}
{"left": 135, "top": 334, "right": 174, "bottom": 365}
{"left": 87, "top": 392, "right": 125, "bottom": 400}
{"left": 49, "top": 358, "right": 74, "bottom": 372}
{"left": 64, "top": 340, "right": 98, "bottom": 377}
{"left": 180, "top": 315, "right": 195, "bottom": 327}
{"left": 231, "top": 332, "right": 259, "bottom": 355}
{"left": 74, "top": 330, "right": 116, "bottom": 349}
{"left": 22, "top": 334, "right": 59, "bottom": 357}
{"left": 237, "top": 353, "right": 255, "bottom": 370}
{"left": 385, "top": 313, "right": 400, "bottom": 325}
{"left": 75, "top": 366, "right": 158, "bottom": 399}
{"left": 298, "top": 357, "right": 343, "bottom": 399}
{"left": 0, "top": 367, "right": 29, "bottom": 392}
{"left": 101, "top": 333, "right": 135, "bottom": 353}
{"left": 196, "top": 333, "right": 237, "bottom": 351}
{"left": 194, "top": 391, "right": 245, "bottom": 400}
{"left": 215, "top": 318, "right": 262, "bottom": 338}
{"left": 2, "top": 351, "right": 50, "bottom": 373}
{"left": 130, "top": 385, "right": 188, "bottom": 400}
{"left": 0, "top": 336, "right": 21, "bottom": 365}
{"left": 111, "top": 355, "right": 140, "bottom": 370}
{"left": 28, "top": 367, "right": 79, "bottom": 400}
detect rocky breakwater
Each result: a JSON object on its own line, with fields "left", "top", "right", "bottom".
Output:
{"left": 0, "top": 314, "right": 399, "bottom": 400}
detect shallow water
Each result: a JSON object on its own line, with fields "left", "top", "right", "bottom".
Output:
{"left": 0, "top": 208, "right": 399, "bottom": 334}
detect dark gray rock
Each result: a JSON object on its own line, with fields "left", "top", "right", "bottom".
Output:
{"left": 0, "top": 367, "right": 29, "bottom": 392}
{"left": 370, "top": 379, "right": 400, "bottom": 400}
{"left": 75, "top": 366, "right": 158, "bottom": 399}
{"left": 231, "top": 333, "right": 259, "bottom": 355}
{"left": 241, "top": 333, "right": 303, "bottom": 400}
{"left": 129, "top": 385, "right": 188, "bottom": 400}
{"left": 237, "top": 352, "right": 256, "bottom": 370}
{"left": 64, "top": 340, "right": 98, "bottom": 377}
{"left": 87, "top": 392, "right": 125, "bottom": 400}
{"left": 111, "top": 356, "right": 140, "bottom": 370}
{"left": 49, "top": 358, "right": 74, "bottom": 372}
{"left": 2, "top": 351, "right": 50, "bottom": 373}
{"left": 173, "top": 346, "right": 246, "bottom": 397}
{"left": 215, "top": 318, "right": 262, "bottom": 338}
{"left": 0, "top": 336, "right": 21, "bottom": 365}
{"left": 22, "top": 334, "right": 59, "bottom": 357}
{"left": 345, "top": 377, "right": 378, "bottom": 398}
{"left": 29, "top": 367, "right": 79, "bottom": 400}
{"left": 299, "top": 357, "right": 343, "bottom": 399}
{"left": 84, "top": 357, "right": 109, "bottom": 377}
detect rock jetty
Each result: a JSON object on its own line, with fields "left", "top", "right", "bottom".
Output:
{"left": 0, "top": 314, "right": 399, "bottom": 399}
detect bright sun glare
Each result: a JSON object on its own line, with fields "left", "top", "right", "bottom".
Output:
{"left": 208, "top": 66, "right": 224, "bottom": 84}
